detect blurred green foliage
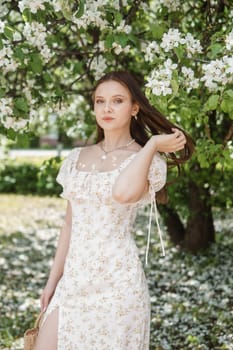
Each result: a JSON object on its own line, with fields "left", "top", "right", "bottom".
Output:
{"left": 0, "top": 157, "right": 62, "bottom": 196}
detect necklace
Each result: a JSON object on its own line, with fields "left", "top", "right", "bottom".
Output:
{"left": 99, "top": 139, "right": 135, "bottom": 160}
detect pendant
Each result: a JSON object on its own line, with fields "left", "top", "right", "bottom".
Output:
{"left": 101, "top": 154, "right": 107, "bottom": 160}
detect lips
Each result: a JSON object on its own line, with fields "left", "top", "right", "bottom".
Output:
{"left": 102, "top": 117, "right": 114, "bottom": 121}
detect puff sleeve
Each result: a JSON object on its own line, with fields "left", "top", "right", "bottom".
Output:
{"left": 56, "top": 148, "right": 77, "bottom": 199}
{"left": 147, "top": 152, "right": 167, "bottom": 196}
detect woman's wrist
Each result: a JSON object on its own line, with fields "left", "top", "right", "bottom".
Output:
{"left": 46, "top": 276, "right": 59, "bottom": 290}
{"left": 148, "top": 135, "right": 158, "bottom": 152}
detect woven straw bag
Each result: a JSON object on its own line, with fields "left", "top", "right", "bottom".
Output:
{"left": 24, "top": 311, "right": 44, "bottom": 350}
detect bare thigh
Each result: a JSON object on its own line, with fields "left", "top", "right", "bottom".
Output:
{"left": 34, "top": 308, "right": 58, "bottom": 350}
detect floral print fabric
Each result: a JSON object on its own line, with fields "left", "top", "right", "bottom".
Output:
{"left": 41, "top": 147, "right": 167, "bottom": 350}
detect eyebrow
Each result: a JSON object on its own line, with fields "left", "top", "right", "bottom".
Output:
{"left": 95, "top": 94, "right": 125, "bottom": 98}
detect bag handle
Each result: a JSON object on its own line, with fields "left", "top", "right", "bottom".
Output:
{"left": 34, "top": 311, "right": 45, "bottom": 329}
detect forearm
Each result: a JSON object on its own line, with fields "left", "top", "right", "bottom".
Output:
{"left": 46, "top": 226, "right": 70, "bottom": 287}
{"left": 112, "top": 137, "right": 157, "bottom": 203}
{"left": 46, "top": 204, "right": 72, "bottom": 288}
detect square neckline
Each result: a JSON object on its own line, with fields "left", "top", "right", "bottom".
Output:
{"left": 72, "top": 146, "right": 139, "bottom": 175}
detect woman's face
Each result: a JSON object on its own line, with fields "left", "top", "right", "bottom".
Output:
{"left": 93, "top": 80, "right": 139, "bottom": 131}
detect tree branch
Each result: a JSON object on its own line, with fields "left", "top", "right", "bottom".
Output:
{"left": 223, "top": 122, "right": 233, "bottom": 147}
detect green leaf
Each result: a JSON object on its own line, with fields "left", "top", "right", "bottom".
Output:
{"left": 151, "top": 23, "right": 167, "bottom": 40}
{"left": 29, "top": 53, "right": 43, "bottom": 74}
{"left": 225, "top": 90, "right": 233, "bottom": 99}
{"left": 180, "top": 106, "right": 192, "bottom": 119}
{"left": 114, "top": 12, "right": 123, "bottom": 26}
{"left": 105, "top": 34, "right": 115, "bottom": 49}
{"left": 117, "top": 33, "right": 128, "bottom": 47}
{"left": 14, "top": 47, "right": 25, "bottom": 61}
{"left": 14, "top": 98, "right": 29, "bottom": 113}
{"left": 220, "top": 90, "right": 233, "bottom": 114}
{"left": 203, "top": 94, "right": 219, "bottom": 111}
{"left": 174, "top": 45, "right": 185, "bottom": 61}
{"left": 75, "top": 0, "right": 85, "bottom": 18}
{"left": 229, "top": 110, "right": 233, "bottom": 120}
{"left": 55, "top": 86, "right": 63, "bottom": 97}
{"left": 127, "top": 34, "right": 137, "bottom": 45}
{"left": 22, "top": 8, "right": 32, "bottom": 22}
{"left": 197, "top": 153, "right": 209, "bottom": 168}
{"left": 6, "top": 128, "right": 17, "bottom": 140}
{"left": 73, "top": 61, "right": 83, "bottom": 74}
{"left": 43, "top": 72, "right": 53, "bottom": 82}
{"left": 4, "top": 26, "right": 14, "bottom": 40}
{"left": 0, "top": 36, "right": 3, "bottom": 50}
{"left": 170, "top": 78, "right": 179, "bottom": 96}
{"left": 0, "top": 88, "right": 5, "bottom": 98}
{"left": 207, "top": 43, "right": 223, "bottom": 59}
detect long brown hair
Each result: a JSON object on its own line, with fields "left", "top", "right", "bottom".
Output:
{"left": 92, "top": 71, "right": 194, "bottom": 203}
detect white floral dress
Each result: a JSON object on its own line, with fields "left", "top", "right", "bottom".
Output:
{"left": 41, "top": 147, "right": 167, "bottom": 350}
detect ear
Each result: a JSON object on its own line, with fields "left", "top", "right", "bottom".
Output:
{"left": 132, "top": 103, "right": 139, "bottom": 116}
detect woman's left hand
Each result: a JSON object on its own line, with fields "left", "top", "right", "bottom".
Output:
{"left": 151, "top": 128, "right": 187, "bottom": 153}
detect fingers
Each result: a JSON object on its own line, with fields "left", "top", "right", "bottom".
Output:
{"left": 40, "top": 293, "right": 48, "bottom": 312}
{"left": 171, "top": 128, "right": 186, "bottom": 150}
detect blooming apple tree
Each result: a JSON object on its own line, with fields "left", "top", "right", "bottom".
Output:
{"left": 0, "top": 0, "right": 232, "bottom": 249}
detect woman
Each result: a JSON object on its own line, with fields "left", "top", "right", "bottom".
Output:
{"left": 35, "top": 71, "right": 193, "bottom": 350}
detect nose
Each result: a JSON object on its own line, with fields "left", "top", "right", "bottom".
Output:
{"left": 104, "top": 101, "right": 113, "bottom": 113}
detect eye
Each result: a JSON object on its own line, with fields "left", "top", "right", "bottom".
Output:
{"left": 95, "top": 99, "right": 104, "bottom": 104}
{"left": 114, "top": 98, "right": 123, "bottom": 103}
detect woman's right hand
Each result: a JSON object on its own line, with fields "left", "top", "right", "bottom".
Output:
{"left": 40, "top": 283, "right": 56, "bottom": 312}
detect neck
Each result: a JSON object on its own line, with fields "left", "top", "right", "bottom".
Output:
{"left": 102, "top": 130, "right": 133, "bottom": 150}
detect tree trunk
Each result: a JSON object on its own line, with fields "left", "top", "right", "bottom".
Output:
{"left": 163, "top": 181, "right": 215, "bottom": 252}
{"left": 161, "top": 206, "right": 185, "bottom": 245}
{"left": 184, "top": 181, "right": 215, "bottom": 252}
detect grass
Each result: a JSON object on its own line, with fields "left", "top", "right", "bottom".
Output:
{"left": 0, "top": 194, "right": 232, "bottom": 350}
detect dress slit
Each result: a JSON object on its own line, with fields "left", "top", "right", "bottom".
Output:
{"left": 35, "top": 306, "right": 59, "bottom": 350}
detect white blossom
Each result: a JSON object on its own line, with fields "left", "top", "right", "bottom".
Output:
{"left": 181, "top": 66, "right": 199, "bottom": 92}
{"left": 40, "top": 45, "right": 53, "bottom": 62}
{"left": 23, "top": 22, "right": 47, "bottom": 50}
{"left": 2, "top": 59, "right": 19, "bottom": 74}
{"left": 98, "top": 40, "right": 106, "bottom": 52}
{"left": 226, "top": 29, "right": 233, "bottom": 51}
{"left": 13, "top": 31, "right": 22, "bottom": 41}
{"left": 112, "top": 42, "right": 130, "bottom": 55}
{"left": 164, "top": 58, "right": 177, "bottom": 71}
{"left": 116, "top": 20, "right": 131, "bottom": 34}
{"left": 0, "top": 45, "right": 13, "bottom": 62}
{"left": 0, "top": 97, "right": 13, "bottom": 118}
{"left": 0, "top": 19, "right": 5, "bottom": 33}
{"left": 160, "top": 0, "right": 180, "bottom": 12}
{"left": 146, "top": 59, "right": 177, "bottom": 96}
{"left": 1, "top": 115, "right": 27, "bottom": 133}
{"left": 183, "top": 33, "right": 203, "bottom": 57}
{"left": 223, "top": 56, "right": 233, "bottom": 75}
{"left": 150, "top": 0, "right": 180, "bottom": 12}
{"left": 201, "top": 56, "right": 233, "bottom": 90}
{"left": 72, "top": 1, "right": 108, "bottom": 30}
{"left": 90, "top": 55, "right": 108, "bottom": 80}
{"left": 0, "top": 44, "right": 18, "bottom": 74}
{"left": 0, "top": 0, "right": 9, "bottom": 17}
{"left": 160, "top": 29, "right": 202, "bottom": 57}
{"left": 144, "top": 41, "right": 160, "bottom": 62}
{"left": 52, "top": 0, "right": 62, "bottom": 12}
{"left": 161, "top": 29, "right": 182, "bottom": 52}
{"left": 18, "top": 0, "right": 47, "bottom": 14}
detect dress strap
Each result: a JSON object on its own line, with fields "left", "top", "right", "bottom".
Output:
{"left": 145, "top": 195, "right": 165, "bottom": 266}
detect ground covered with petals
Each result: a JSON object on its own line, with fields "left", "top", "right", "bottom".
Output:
{"left": 0, "top": 195, "right": 232, "bottom": 350}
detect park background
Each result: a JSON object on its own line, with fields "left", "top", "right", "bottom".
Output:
{"left": 0, "top": 0, "right": 233, "bottom": 349}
